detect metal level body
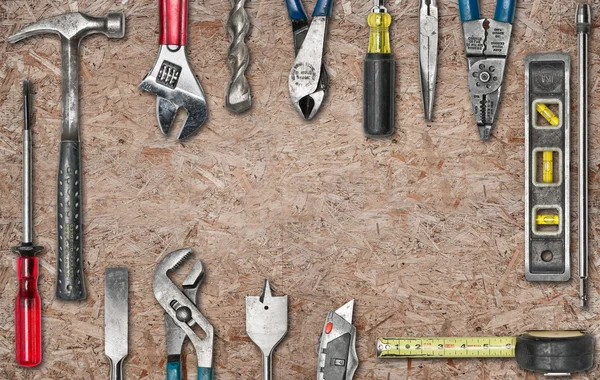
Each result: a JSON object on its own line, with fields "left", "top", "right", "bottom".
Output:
{"left": 524, "top": 53, "right": 571, "bottom": 281}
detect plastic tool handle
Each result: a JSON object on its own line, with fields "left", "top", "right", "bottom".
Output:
{"left": 56, "top": 141, "right": 86, "bottom": 300}
{"left": 15, "top": 256, "right": 42, "bottom": 367}
{"left": 166, "top": 361, "right": 181, "bottom": 380}
{"left": 312, "top": 0, "right": 334, "bottom": 17}
{"left": 458, "top": 0, "right": 480, "bottom": 21}
{"left": 159, "top": 0, "right": 188, "bottom": 46}
{"left": 285, "top": 0, "right": 309, "bottom": 21}
{"left": 198, "top": 367, "right": 213, "bottom": 380}
{"left": 494, "top": 0, "right": 516, "bottom": 23}
{"left": 363, "top": 53, "right": 395, "bottom": 136}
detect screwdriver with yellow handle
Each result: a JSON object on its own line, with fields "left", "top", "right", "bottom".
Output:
{"left": 363, "top": 0, "right": 395, "bottom": 136}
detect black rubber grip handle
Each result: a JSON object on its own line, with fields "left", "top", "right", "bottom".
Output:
{"left": 56, "top": 141, "right": 86, "bottom": 300}
{"left": 363, "top": 53, "right": 396, "bottom": 137}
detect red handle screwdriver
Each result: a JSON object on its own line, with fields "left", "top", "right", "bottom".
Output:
{"left": 13, "top": 80, "right": 43, "bottom": 367}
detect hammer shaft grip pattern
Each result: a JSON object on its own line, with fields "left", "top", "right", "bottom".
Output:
{"left": 159, "top": 0, "right": 188, "bottom": 46}
{"left": 56, "top": 141, "right": 86, "bottom": 300}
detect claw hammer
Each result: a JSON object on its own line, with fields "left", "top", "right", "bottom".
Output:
{"left": 9, "top": 12, "right": 125, "bottom": 300}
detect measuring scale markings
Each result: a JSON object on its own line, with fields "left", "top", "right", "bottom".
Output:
{"left": 377, "top": 337, "right": 516, "bottom": 358}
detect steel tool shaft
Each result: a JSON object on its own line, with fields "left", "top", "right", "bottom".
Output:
{"left": 576, "top": 3, "right": 592, "bottom": 308}
{"left": 226, "top": 0, "right": 251, "bottom": 112}
{"left": 9, "top": 12, "right": 126, "bottom": 300}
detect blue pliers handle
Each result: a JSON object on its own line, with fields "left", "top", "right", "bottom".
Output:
{"left": 285, "top": 0, "right": 333, "bottom": 20}
{"left": 167, "top": 361, "right": 213, "bottom": 380}
{"left": 459, "top": 0, "right": 516, "bottom": 23}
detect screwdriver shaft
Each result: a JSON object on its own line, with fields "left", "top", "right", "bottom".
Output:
{"left": 22, "top": 80, "right": 32, "bottom": 244}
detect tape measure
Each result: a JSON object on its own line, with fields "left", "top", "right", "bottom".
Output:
{"left": 377, "top": 331, "right": 594, "bottom": 375}
{"left": 377, "top": 337, "right": 516, "bottom": 359}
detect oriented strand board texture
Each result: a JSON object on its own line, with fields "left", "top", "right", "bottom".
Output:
{"left": 0, "top": 0, "right": 599, "bottom": 379}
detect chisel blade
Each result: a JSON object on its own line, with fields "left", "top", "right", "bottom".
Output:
{"left": 105, "top": 267, "right": 128, "bottom": 380}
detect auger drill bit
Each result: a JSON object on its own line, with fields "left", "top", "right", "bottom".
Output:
{"left": 226, "top": 0, "right": 252, "bottom": 113}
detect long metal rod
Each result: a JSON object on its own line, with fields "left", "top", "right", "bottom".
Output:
{"left": 22, "top": 80, "right": 32, "bottom": 244}
{"left": 576, "top": 4, "right": 591, "bottom": 308}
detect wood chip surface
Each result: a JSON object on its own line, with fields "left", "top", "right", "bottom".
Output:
{"left": 1, "top": 0, "right": 599, "bottom": 379}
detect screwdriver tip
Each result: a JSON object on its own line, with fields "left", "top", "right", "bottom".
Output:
{"left": 23, "top": 80, "right": 31, "bottom": 130}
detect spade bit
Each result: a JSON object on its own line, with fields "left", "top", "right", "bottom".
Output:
{"left": 246, "top": 280, "right": 288, "bottom": 380}
{"left": 139, "top": 0, "right": 208, "bottom": 140}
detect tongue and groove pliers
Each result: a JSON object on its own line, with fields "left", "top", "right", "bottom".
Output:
{"left": 153, "top": 248, "right": 214, "bottom": 380}
{"left": 459, "top": 0, "right": 516, "bottom": 140}
{"left": 285, "top": 0, "right": 334, "bottom": 120}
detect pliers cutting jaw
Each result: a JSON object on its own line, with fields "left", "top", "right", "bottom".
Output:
{"left": 459, "top": 0, "right": 516, "bottom": 140}
{"left": 419, "top": 0, "right": 438, "bottom": 121}
{"left": 286, "top": 0, "right": 333, "bottom": 120}
{"left": 153, "top": 248, "right": 214, "bottom": 380}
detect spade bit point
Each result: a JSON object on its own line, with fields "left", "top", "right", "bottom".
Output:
{"left": 246, "top": 280, "right": 288, "bottom": 380}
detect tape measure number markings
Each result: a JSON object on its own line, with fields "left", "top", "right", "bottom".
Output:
{"left": 377, "top": 337, "right": 516, "bottom": 359}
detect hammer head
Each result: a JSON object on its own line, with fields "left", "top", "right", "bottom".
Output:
{"left": 8, "top": 12, "right": 125, "bottom": 43}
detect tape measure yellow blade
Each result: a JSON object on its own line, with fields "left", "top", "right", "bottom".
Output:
{"left": 377, "top": 337, "right": 517, "bottom": 359}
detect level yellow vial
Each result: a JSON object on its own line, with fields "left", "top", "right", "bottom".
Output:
{"left": 536, "top": 103, "right": 559, "bottom": 126}
{"left": 542, "top": 151, "right": 553, "bottom": 183}
{"left": 536, "top": 214, "right": 559, "bottom": 225}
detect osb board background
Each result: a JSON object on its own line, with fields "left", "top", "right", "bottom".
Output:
{"left": 0, "top": 0, "right": 599, "bottom": 378}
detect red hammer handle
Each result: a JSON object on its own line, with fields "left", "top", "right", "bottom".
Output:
{"left": 159, "top": 0, "right": 188, "bottom": 46}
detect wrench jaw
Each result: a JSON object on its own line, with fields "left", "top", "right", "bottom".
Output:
{"left": 153, "top": 248, "right": 215, "bottom": 371}
{"left": 139, "top": 46, "right": 208, "bottom": 140}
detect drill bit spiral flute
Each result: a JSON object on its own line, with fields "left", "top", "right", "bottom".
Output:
{"left": 226, "top": 0, "right": 252, "bottom": 113}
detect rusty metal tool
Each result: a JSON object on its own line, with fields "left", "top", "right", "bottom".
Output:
{"left": 9, "top": 12, "right": 126, "bottom": 301}
{"left": 153, "top": 248, "right": 214, "bottom": 380}
{"left": 226, "top": 0, "right": 252, "bottom": 112}
{"left": 139, "top": 0, "right": 208, "bottom": 140}
{"left": 246, "top": 280, "right": 288, "bottom": 380}
{"left": 285, "top": 0, "right": 333, "bottom": 119}
{"left": 419, "top": 0, "right": 438, "bottom": 120}
{"left": 105, "top": 268, "right": 129, "bottom": 380}
{"left": 524, "top": 53, "right": 570, "bottom": 282}
{"left": 459, "top": 0, "right": 516, "bottom": 140}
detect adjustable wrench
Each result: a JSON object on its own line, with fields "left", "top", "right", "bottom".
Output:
{"left": 139, "top": 0, "right": 208, "bottom": 140}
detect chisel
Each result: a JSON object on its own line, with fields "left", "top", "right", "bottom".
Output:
{"left": 105, "top": 268, "right": 129, "bottom": 380}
